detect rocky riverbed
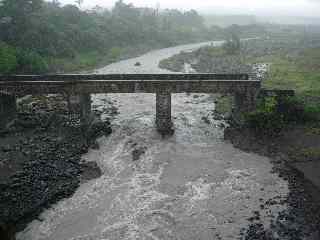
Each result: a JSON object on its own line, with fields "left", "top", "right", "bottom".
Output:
{"left": 5, "top": 40, "right": 320, "bottom": 240}
{"left": 158, "top": 40, "right": 271, "bottom": 79}
{"left": 159, "top": 37, "right": 320, "bottom": 80}
{"left": 0, "top": 95, "right": 113, "bottom": 239}
{"left": 224, "top": 127, "right": 320, "bottom": 239}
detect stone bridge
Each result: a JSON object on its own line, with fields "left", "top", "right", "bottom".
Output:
{"left": 0, "top": 74, "right": 261, "bottom": 134}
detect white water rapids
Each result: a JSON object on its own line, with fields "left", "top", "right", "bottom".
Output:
{"left": 17, "top": 41, "right": 289, "bottom": 240}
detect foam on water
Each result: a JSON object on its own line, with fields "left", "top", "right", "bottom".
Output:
{"left": 17, "top": 41, "right": 288, "bottom": 240}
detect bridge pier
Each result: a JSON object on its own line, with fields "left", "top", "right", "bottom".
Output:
{"left": 79, "top": 93, "right": 93, "bottom": 126}
{"left": 0, "top": 93, "right": 17, "bottom": 128}
{"left": 156, "top": 91, "right": 174, "bottom": 135}
{"left": 233, "top": 90, "right": 258, "bottom": 123}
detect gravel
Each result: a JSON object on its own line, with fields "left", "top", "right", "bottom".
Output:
{"left": 0, "top": 96, "right": 113, "bottom": 239}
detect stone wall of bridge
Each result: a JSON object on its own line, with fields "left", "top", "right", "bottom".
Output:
{"left": 0, "top": 93, "right": 16, "bottom": 127}
{"left": 0, "top": 74, "right": 261, "bottom": 134}
{"left": 0, "top": 80, "right": 260, "bottom": 95}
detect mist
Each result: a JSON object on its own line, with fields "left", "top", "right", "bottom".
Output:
{"left": 58, "top": 0, "right": 320, "bottom": 17}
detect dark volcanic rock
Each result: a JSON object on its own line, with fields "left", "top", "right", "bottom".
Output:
{"left": 0, "top": 101, "right": 114, "bottom": 238}
{"left": 132, "top": 146, "right": 147, "bottom": 161}
{"left": 80, "top": 161, "right": 102, "bottom": 182}
{"left": 225, "top": 127, "right": 320, "bottom": 240}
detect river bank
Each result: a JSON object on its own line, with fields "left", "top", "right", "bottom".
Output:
{"left": 224, "top": 126, "right": 320, "bottom": 239}
{"left": 158, "top": 38, "right": 320, "bottom": 239}
{"left": 13, "top": 40, "right": 318, "bottom": 240}
{"left": 1, "top": 42, "right": 217, "bottom": 239}
{"left": 0, "top": 95, "right": 113, "bottom": 239}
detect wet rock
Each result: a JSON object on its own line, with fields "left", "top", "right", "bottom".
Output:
{"left": 201, "top": 116, "right": 211, "bottom": 124}
{"left": 227, "top": 125, "right": 320, "bottom": 239}
{"left": 1, "top": 145, "right": 12, "bottom": 152}
{"left": 91, "top": 140, "right": 100, "bottom": 150}
{"left": 86, "top": 119, "right": 112, "bottom": 140}
{"left": 0, "top": 100, "right": 114, "bottom": 236}
{"left": 0, "top": 223, "right": 15, "bottom": 240}
{"left": 211, "top": 110, "right": 224, "bottom": 121}
{"left": 80, "top": 162, "right": 102, "bottom": 182}
{"left": 132, "top": 146, "right": 147, "bottom": 161}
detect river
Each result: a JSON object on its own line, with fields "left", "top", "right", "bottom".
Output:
{"left": 17, "top": 41, "right": 289, "bottom": 240}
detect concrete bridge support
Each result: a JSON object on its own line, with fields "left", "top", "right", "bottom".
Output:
{"left": 156, "top": 91, "right": 173, "bottom": 135}
{"left": 79, "top": 93, "right": 92, "bottom": 126}
{"left": 0, "top": 74, "right": 260, "bottom": 134}
{"left": 233, "top": 90, "right": 258, "bottom": 123}
{"left": 0, "top": 93, "right": 17, "bottom": 128}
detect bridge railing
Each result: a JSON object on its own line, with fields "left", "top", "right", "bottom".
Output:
{"left": 0, "top": 74, "right": 260, "bottom": 96}
{"left": 0, "top": 73, "right": 251, "bottom": 82}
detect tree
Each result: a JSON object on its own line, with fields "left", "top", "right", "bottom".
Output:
{"left": 0, "top": 42, "right": 17, "bottom": 74}
{"left": 0, "top": 0, "right": 215, "bottom": 74}
{"left": 223, "top": 24, "right": 241, "bottom": 54}
{"left": 0, "top": 0, "right": 43, "bottom": 44}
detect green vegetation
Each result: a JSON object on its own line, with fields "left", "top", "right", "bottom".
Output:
{"left": 238, "top": 31, "right": 320, "bottom": 133}
{"left": 0, "top": 42, "right": 17, "bottom": 74}
{"left": 289, "top": 147, "right": 320, "bottom": 162}
{"left": 253, "top": 48, "right": 320, "bottom": 103}
{"left": 245, "top": 96, "right": 310, "bottom": 136}
{"left": 0, "top": 0, "right": 216, "bottom": 74}
{"left": 222, "top": 25, "right": 241, "bottom": 55}
{"left": 245, "top": 48, "right": 320, "bottom": 135}
{"left": 159, "top": 25, "right": 320, "bottom": 134}
{"left": 247, "top": 46, "right": 320, "bottom": 129}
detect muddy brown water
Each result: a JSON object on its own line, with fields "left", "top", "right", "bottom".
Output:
{"left": 16, "top": 41, "right": 289, "bottom": 240}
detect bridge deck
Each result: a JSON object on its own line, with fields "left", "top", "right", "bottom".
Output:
{"left": 0, "top": 74, "right": 260, "bottom": 95}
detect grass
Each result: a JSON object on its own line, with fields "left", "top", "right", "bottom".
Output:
{"left": 305, "top": 125, "right": 320, "bottom": 135}
{"left": 201, "top": 46, "right": 228, "bottom": 57}
{"left": 46, "top": 50, "right": 119, "bottom": 73}
{"left": 44, "top": 43, "right": 165, "bottom": 74}
{"left": 249, "top": 48, "right": 320, "bottom": 105}
{"left": 210, "top": 45, "right": 320, "bottom": 122}
{"left": 289, "top": 147, "right": 320, "bottom": 162}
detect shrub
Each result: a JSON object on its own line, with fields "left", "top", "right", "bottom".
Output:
{"left": 0, "top": 42, "right": 18, "bottom": 74}
{"left": 276, "top": 96, "right": 305, "bottom": 123}
{"left": 16, "top": 50, "right": 48, "bottom": 74}
{"left": 108, "top": 47, "right": 122, "bottom": 60}
{"left": 222, "top": 28, "right": 241, "bottom": 55}
{"left": 303, "top": 104, "right": 320, "bottom": 122}
{"left": 223, "top": 39, "right": 240, "bottom": 55}
{"left": 245, "top": 96, "right": 312, "bottom": 136}
{"left": 245, "top": 97, "right": 285, "bottom": 136}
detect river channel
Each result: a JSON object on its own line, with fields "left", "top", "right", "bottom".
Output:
{"left": 17, "top": 41, "right": 289, "bottom": 240}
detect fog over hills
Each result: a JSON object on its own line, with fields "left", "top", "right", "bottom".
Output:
{"left": 56, "top": 0, "right": 320, "bottom": 26}
{"left": 203, "top": 15, "right": 320, "bottom": 27}
{"left": 58, "top": 0, "right": 320, "bottom": 18}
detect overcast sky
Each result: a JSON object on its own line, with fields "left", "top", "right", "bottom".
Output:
{"left": 57, "top": 0, "right": 320, "bottom": 17}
